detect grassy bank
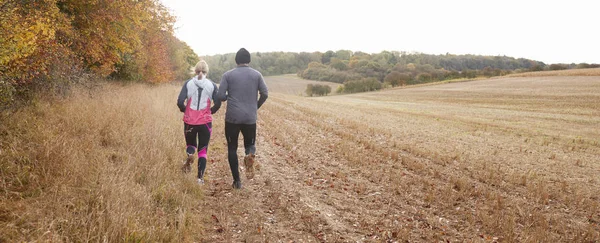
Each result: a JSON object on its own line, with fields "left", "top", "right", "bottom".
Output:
{"left": 0, "top": 83, "right": 206, "bottom": 242}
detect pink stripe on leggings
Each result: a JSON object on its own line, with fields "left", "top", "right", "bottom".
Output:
{"left": 198, "top": 147, "right": 207, "bottom": 158}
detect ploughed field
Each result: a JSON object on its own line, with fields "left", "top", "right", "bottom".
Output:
{"left": 2, "top": 74, "right": 599, "bottom": 242}
{"left": 197, "top": 75, "right": 600, "bottom": 242}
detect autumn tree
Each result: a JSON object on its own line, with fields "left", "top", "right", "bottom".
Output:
{"left": 416, "top": 73, "right": 433, "bottom": 82}
{"left": 59, "top": 0, "right": 143, "bottom": 76}
{"left": 330, "top": 58, "right": 348, "bottom": 71}
{"left": 334, "top": 50, "right": 352, "bottom": 60}
{"left": 321, "top": 50, "right": 335, "bottom": 64}
{"left": 1, "top": 0, "right": 198, "bottom": 110}
{"left": 1, "top": 0, "right": 73, "bottom": 108}
{"left": 168, "top": 38, "right": 200, "bottom": 81}
{"left": 384, "top": 71, "right": 409, "bottom": 87}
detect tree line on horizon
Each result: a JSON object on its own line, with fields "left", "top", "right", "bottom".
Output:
{"left": 203, "top": 52, "right": 321, "bottom": 82}
{"left": 1, "top": 0, "right": 199, "bottom": 110}
{"left": 203, "top": 50, "right": 599, "bottom": 95}
{"left": 3, "top": 0, "right": 599, "bottom": 109}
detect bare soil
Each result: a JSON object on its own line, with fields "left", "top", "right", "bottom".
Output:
{"left": 2, "top": 74, "right": 598, "bottom": 242}
{"left": 191, "top": 76, "right": 600, "bottom": 242}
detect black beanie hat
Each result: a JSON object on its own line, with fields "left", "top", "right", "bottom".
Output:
{"left": 235, "top": 48, "right": 251, "bottom": 64}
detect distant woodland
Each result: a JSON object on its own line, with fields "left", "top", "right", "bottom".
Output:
{"left": 205, "top": 50, "right": 599, "bottom": 95}
{"left": 3, "top": 0, "right": 599, "bottom": 108}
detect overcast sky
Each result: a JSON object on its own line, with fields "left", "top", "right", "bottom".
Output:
{"left": 160, "top": 0, "right": 599, "bottom": 64}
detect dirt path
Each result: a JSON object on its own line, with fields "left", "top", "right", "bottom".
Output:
{"left": 195, "top": 97, "right": 417, "bottom": 242}
{"left": 192, "top": 106, "right": 363, "bottom": 242}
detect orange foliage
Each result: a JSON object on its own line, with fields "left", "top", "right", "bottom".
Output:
{"left": 1, "top": 0, "right": 197, "bottom": 108}
{"left": 0, "top": 0, "right": 70, "bottom": 85}
{"left": 60, "top": 0, "right": 158, "bottom": 76}
{"left": 142, "top": 27, "right": 174, "bottom": 83}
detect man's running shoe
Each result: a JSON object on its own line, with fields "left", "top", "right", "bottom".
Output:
{"left": 244, "top": 153, "right": 255, "bottom": 179}
{"left": 232, "top": 180, "right": 242, "bottom": 189}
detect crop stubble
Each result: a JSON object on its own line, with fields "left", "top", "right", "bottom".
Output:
{"left": 199, "top": 76, "right": 600, "bottom": 242}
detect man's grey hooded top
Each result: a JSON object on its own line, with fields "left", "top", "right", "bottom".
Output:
{"left": 217, "top": 66, "right": 268, "bottom": 124}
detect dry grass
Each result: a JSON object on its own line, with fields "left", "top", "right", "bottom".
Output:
{"left": 507, "top": 68, "right": 600, "bottom": 77}
{"left": 0, "top": 83, "right": 207, "bottom": 242}
{"left": 2, "top": 74, "right": 600, "bottom": 242}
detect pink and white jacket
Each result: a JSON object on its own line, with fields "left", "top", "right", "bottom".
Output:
{"left": 177, "top": 75, "right": 221, "bottom": 125}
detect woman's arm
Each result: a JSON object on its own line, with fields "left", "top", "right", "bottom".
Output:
{"left": 177, "top": 82, "right": 188, "bottom": 112}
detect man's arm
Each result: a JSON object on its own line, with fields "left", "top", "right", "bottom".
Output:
{"left": 257, "top": 74, "right": 268, "bottom": 109}
{"left": 211, "top": 82, "right": 221, "bottom": 114}
{"left": 177, "top": 83, "right": 188, "bottom": 112}
{"left": 216, "top": 74, "right": 228, "bottom": 102}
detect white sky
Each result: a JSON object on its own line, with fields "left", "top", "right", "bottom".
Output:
{"left": 160, "top": 0, "right": 600, "bottom": 64}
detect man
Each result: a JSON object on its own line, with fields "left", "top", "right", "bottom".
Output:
{"left": 217, "top": 48, "right": 268, "bottom": 189}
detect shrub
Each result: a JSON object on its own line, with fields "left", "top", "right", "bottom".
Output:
{"left": 342, "top": 78, "right": 382, "bottom": 93}
{"left": 306, "top": 84, "right": 332, "bottom": 96}
{"left": 384, "top": 71, "right": 409, "bottom": 87}
{"left": 549, "top": 64, "right": 569, "bottom": 71}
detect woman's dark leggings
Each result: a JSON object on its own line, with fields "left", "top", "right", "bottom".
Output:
{"left": 184, "top": 122, "right": 212, "bottom": 179}
{"left": 225, "top": 122, "right": 256, "bottom": 182}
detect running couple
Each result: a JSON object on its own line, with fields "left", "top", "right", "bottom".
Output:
{"left": 177, "top": 48, "right": 269, "bottom": 189}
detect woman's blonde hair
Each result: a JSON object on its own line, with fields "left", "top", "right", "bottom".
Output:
{"left": 194, "top": 60, "right": 209, "bottom": 75}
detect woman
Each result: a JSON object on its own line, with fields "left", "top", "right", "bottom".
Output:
{"left": 177, "top": 60, "right": 221, "bottom": 184}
